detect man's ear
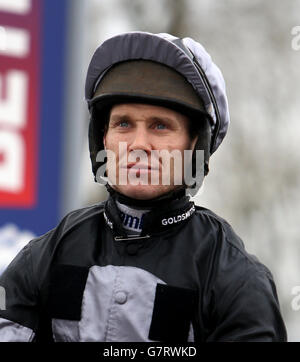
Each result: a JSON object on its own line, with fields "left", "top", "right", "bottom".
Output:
{"left": 103, "top": 114, "right": 110, "bottom": 150}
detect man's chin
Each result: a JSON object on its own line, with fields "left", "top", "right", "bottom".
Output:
{"left": 112, "top": 185, "right": 174, "bottom": 201}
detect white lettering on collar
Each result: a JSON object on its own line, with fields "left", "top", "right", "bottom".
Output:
{"left": 161, "top": 205, "right": 195, "bottom": 226}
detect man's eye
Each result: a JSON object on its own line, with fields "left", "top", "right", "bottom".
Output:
{"left": 119, "top": 121, "right": 129, "bottom": 128}
{"left": 155, "top": 123, "right": 167, "bottom": 130}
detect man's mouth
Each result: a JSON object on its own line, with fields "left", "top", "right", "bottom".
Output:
{"left": 124, "top": 163, "right": 159, "bottom": 171}
{"left": 119, "top": 163, "right": 160, "bottom": 176}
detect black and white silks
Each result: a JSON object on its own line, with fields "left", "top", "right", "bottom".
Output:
{"left": 0, "top": 195, "right": 287, "bottom": 342}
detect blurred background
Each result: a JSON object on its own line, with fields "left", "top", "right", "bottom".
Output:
{"left": 0, "top": 0, "right": 299, "bottom": 341}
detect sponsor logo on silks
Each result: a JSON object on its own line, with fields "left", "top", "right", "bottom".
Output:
{"left": 103, "top": 212, "right": 113, "bottom": 229}
{"left": 161, "top": 205, "right": 196, "bottom": 226}
{"left": 119, "top": 212, "right": 146, "bottom": 232}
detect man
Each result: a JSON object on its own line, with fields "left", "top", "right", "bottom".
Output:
{"left": 0, "top": 32, "right": 287, "bottom": 342}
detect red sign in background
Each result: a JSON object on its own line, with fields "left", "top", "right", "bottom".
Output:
{"left": 0, "top": 0, "right": 41, "bottom": 207}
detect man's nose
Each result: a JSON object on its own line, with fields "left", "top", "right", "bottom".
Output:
{"left": 128, "top": 127, "right": 152, "bottom": 153}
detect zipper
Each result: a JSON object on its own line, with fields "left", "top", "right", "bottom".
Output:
{"left": 114, "top": 234, "right": 150, "bottom": 242}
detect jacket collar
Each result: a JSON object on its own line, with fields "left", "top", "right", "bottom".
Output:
{"left": 103, "top": 194, "right": 195, "bottom": 238}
